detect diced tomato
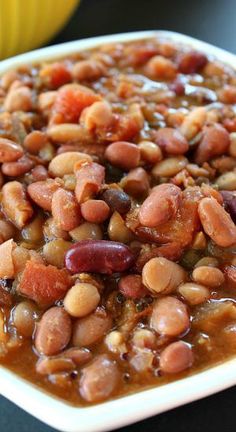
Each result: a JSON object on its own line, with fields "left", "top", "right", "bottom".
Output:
{"left": 51, "top": 84, "right": 101, "bottom": 124}
{"left": 18, "top": 261, "right": 72, "bottom": 306}
{"left": 40, "top": 62, "right": 72, "bottom": 89}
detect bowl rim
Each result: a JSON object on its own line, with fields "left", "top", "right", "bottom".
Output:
{"left": 0, "top": 30, "right": 236, "bottom": 432}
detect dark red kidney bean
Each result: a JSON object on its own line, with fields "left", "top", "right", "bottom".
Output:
{"left": 178, "top": 51, "right": 208, "bottom": 74}
{"left": 221, "top": 190, "right": 236, "bottom": 223}
{"left": 65, "top": 240, "right": 135, "bottom": 274}
{"left": 118, "top": 274, "right": 148, "bottom": 299}
{"left": 100, "top": 188, "right": 131, "bottom": 214}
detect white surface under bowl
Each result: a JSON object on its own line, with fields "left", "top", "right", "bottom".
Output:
{"left": 0, "top": 30, "right": 236, "bottom": 432}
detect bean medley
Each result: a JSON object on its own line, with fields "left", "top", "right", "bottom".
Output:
{"left": 1, "top": 38, "right": 236, "bottom": 406}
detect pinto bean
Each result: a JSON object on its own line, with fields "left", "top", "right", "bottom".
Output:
{"left": 154, "top": 128, "right": 189, "bottom": 155}
{"left": 118, "top": 275, "right": 148, "bottom": 299}
{"left": 100, "top": 189, "right": 131, "bottom": 214}
{"left": 43, "top": 239, "right": 72, "bottom": 268}
{"left": 35, "top": 307, "right": 72, "bottom": 356}
{"left": 121, "top": 167, "right": 150, "bottom": 198}
{"left": 138, "top": 141, "right": 162, "bottom": 164}
{"left": 23, "top": 131, "right": 47, "bottom": 154}
{"left": 49, "top": 152, "right": 92, "bottom": 178}
{"left": 12, "top": 301, "right": 38, "bottom": 338}
{"left": 65, "top": 240, "right": 135, "bottom": 274}
{"left": 145, "top": 55, "right": 176, "bottom": 79}
{"left": 4, "top": 86, "right": 32, "bottom": 112}
{"left": 2, "top": 156, "right": 34, "bottom": 177}
{"left": 180, "top": 107, "right": 206, "bottom": 140}
{"left": 178, "top": 283, "right": 210, "bottom": 305}
{"left": 72, "top": 309, "right": 112, "bottom": 346}
{"left": 192, "top": 266, "right": 224, "bottom": 288}
{"left": 27, "top": 179, "right": 62, "bottom": 211}
{"left": 72, "top": 60, "right": 106, "bottom": 81}
{"left": 150, "top": 297, "right": 190, "bottom": 336}
{"left": 139, "top": 183, "right": 181, "bottom": 227}
{"left": 104, "top": 141, "right": 140, "bottom": 170}
{"left": 64, "top": 283, "right": 100, "bottom": 317}
{"left": 195, "top": 124, "right": 230, "bottom": 165}
{"left": 36, "top": 357, "right": 75, "bottom": 375}
{"left": 152, "top": 156, "right": 188, "bottom": 178}
{"left": 142, "top": 257, "right": 186, "bottom": 294}
{"left": 81, "top": 199, "right": 110, "bottom": 223}
{"left": 198, "top": 197, "right": 236, "bottom": 247}
{"left": 69, "top": 222, "right": 103, "bottom": 241}
{"left": 108, "top": 211, "right": 133, "bottom": 243}
{"left": 74, "top": 162, "right": 105, "bottom": 203}
{"left": 0, "top": 138, "right": 23, "bottom": 162}
{"left": 79, "top": 354, "right": 120, "bottom": 402}
{"left": 160, "top": 341, "right": 193, "bottom": 374}
{"left": 51, "top": 189, "right": 81, "bottom": 231}
{"left": 2, "top": 181, "right": 33, "bottom": 229}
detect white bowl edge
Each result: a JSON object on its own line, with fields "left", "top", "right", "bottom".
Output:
{"left": 0, "top": 30, "right": 236, "bottom": 432}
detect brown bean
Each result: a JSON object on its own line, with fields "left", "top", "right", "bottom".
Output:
{"left": 12, "top": 301, "right": 38, "bottom": 338}
{"left": 43, "top": 239, "right": 72, "bottom": 268}
{"left": 192, "top": 266, "right": 224, "bottom": 288}
{"left": 0, "top": 138, "right": 23, "bottom": 162}
{"left": 2, "top": 181, "right": 33, "bottom": 229}
{"left": 49, "top": 152, "right": 92, "bottom": 178}
{"left": 28, "top": 179, "right": 62, "bottom": 211}
{"left": 75, "top": 162, "right": 105, "bottom": 203}
{"left": 150, "top": 297, "right": 190, "bottom": 336}
{"left": 100, "top": 188, "right": 131, "bottom": 214}
{"left": 178, "top": 283, "right": 210, "bottom": 305}
{"left": 81, "top": 199, "right": 110, "bottom": 223}
{"left": 2, "top": 156, "right": 34, "bottom": 177}
{"left": 51, "top": 188, "right": 82, "bottom": 231}
{"left": 198, "top": 197, "right": 236, "bottom": 247}
{"left": 118, "top": 275, "right": 148, "bottom": 299}
{"left": 195, "top": 124, "right": 230, "bottom": 164}
{"left": 142, "top": 257, "right": 186, "bottom": 294}
{"left": 79, "top": 354, "right": 120, "bottom": 402}
{"left": 121, "top": 167, "right": 150, "bottom": 198}
{"left": 64, "top": 283, "right": 100, "bottom": 317}
{"left": 72, "top": 309, "right": 112, "bottom": 346}
{"left": 108, "top": 211, "right": 133, "bottom": 243}
{"left": 160, "top": 341, "right": 193, "bottom": 374}
{"left": 154, "top": 128, "right": 189, "bottom": 155}
{"left": 35, "top": 307, "right": 72, "bottom": 356}
{"left": 4, "top": 86, "right": 32, "bottom": 112}
{"left": 69, "top": 222, "right": 103, "bottom": 241}
{"left": 23, "top": 131, "right": 47, "bottom": 154}
{"left": 105, "top": 141, "right": 140, "bottom": 170}
{"left": 139, "top": 183, "right": 181, "bottom": 227}
{"left": 138, "top": 141, "right": 162, "bottom": 164}
{"left": 152, "top": 156, "right": 188, "bottom": 178}
{"left": 65, "top": 240, "right": 135, "bottom": 274}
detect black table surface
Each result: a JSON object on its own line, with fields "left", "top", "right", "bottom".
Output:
{"left": 1, "top": 0, "right": 236, "bottom": 431}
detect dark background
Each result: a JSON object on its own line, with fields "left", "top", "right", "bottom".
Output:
{"left": 1, "top": 0, "right": 236, "bottom": 431}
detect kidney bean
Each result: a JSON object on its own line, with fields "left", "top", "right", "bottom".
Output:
{"left": 4, "top": 86, "right": 32, "bottom": 112}
{"left": 64, "top": 283, "right": 100, "bottom": 317}
{"left": 221, "top": 190, "right": 236, "bottom": 223}
{"left": 12, "top": 301, "right": 38, "bottom": 338}
{"left": 104, "top": 141, "right": 140, "bottom": 171}
{"left": 121, "top": 167, "right": 150, "bottom": 198}
{"left": 142, "top": 257, "right": 186, "bottom": 294}
{"left": 36, "top": 357, "right": 75, "bottom": 375}
{"left": 79, "top": 354, "right": 120, "bottom": 402}
{"left": 81, "top": 199, "right": 110, "bottom": 223}
{"left": 27, "top": 179, "right": 62, "bottom": 211}
{"left": 195, "top": 124, "right": 230, "bottom": 165}
{"left": 72, "top": 59, "right": 106, "bottom": 81}
{"left": 178, "top": 51, "right": 207, "bottom": 74}
{"left": 51, "top": 189, "right": 82, "bottom": 232}
{"left": 118, "top": 275, "right": 148, "bottom": 299}
{"left": 81, "top": 101, "right": 114, "bottom": 130}
{"left": 160, "top": 341, "right": 193, "bottom": 374}
{"left": 65, "top": 240, "right": 134, "bottom": 274}
{"left": 100, "top": 188, "right": 131, "bottom": 214}
{"left": 75, "top": 162, "right": 105, "bottom": 203}
{"left": 145, "top": 55, "right": 177, "bottom": 79}
{"left": 0, "top": 138, "right": 24, "bottom": 162}
{"left": 43, "top": 239, "right": 72, "bottom": 268}
{"left": 49, "top": 152, "right": 92, "bottom": 178}
{"left": 198, "top": 197, "right": 236, "bottom": 247}
{"left": 152, "top": 156, "right": 188, "bottom": 178}
{"left": 178, "top": 283, "right": 210, "bottom": 305}
{"left": 2, "top": 181, "right": 33, "bottom": 229}
{"left": 23, "top": 131, "right": 48, "bottom": 154}
{"left": 35, "top": 307, "right": 72, "bottom": 356}
{"left": 192, "top": 266, "right": 224, "bottom": 288}
{"left": 69, "top": 222, "right": 103, "bottom": 241}
{"left": 154, "top": 127, "right": 189, "bottom": 155}
{"left": 2, "top": 156, "right": 34, "bottom": 177}
{"left": 138, "top": 140, "right": 162, "bottom": 164}
{"left": 108, "top": 211, "right": 133, "bottom": 243}
{"left": 150, "top": 296, "right": 190, "bottom": 337}
{"left": 139, "top": 183, "right": 181, "bottom": 227}
{"left": 72, "top": 308, "right": 112, "bottom": 346}
{"left": 180, "top": 107, "right": 206, "bottom": 140}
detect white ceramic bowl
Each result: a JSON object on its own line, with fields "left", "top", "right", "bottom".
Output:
{"left": 0, "top": 30, "right": 236, "bottom": 432}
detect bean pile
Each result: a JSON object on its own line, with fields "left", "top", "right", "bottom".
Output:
{"left": 0, "top": 37, "right": 236, "bottom": 405}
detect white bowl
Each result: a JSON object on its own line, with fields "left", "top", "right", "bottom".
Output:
{"left": 0, "top": 30, "right": 236, "bottom": 432}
